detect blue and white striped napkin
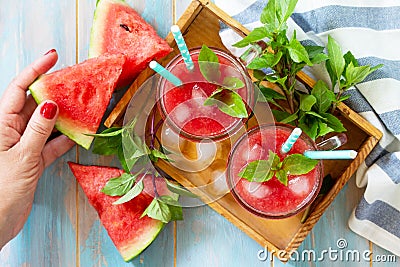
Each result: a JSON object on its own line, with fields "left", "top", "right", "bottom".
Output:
{"left": 216, "top": 0, "right": 400, "bottom": 256}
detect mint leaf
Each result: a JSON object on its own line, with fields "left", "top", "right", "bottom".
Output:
{"left": 239, "top": 151, "right": 279, "bottom": 182}
{"left": 87, "top": 127, "right": 123, "bottom": 137}
{"left": 150, "top": 149, "right": 170, "bottom": 163}
{"left": 305, "top": 45, "right": 328, "bottom": 64}
{"left": 198, "top": 45, "right": 220, "bottom": 82}
{"left": 298, "top": 115, "right": 318, "bottom": 140}
{"left": 276, "top": 169, "right": 288, "bottom": 186}
{"left": 101, "top": 173, "right": 136, "bottom": 196}
{"left": 261, "top": 0, "right": 298, "bottom": 32}
{"left": 258, "top": 86, "right": 286, "bottom": 110}
{"left": 268, "top": 150, "right": 281, "bottom": 170}
{"left": 317, "top": 121, "right": 334, "bottom": 137}
{"left": 222, "top": 77, "right": 245, "bottom": 89}
{"left": 327, "top": 35, "right": 345, "bottom": 83}
{"left": 233, "top": 27, "right": 269, "bottom": 48}
{"left": 272, "top": 109, "right": 296, "bottom": 123}
{"left": 113, "top": 179, "right": 144, "bottom": 205}
{"left": 141, "top": 198, "right": 171, "bottom": 223}
{"left": 311, "top": 80, "right": 336, "bottom": 113}
{"left": 203, "top": 89, "right": 248, "bottom": 118}
{"left": 280, "top": 0, "right": 298, "bottom": 22}
{"left": 238, "top": 160, "right": 274, "bottom": 183}
{"left": 165, "top": 179, "right": 198, "bottom": 198}
{"left": 343, "top": 50, "right": 359, "bottom": 71}
{"left": 247, "top": 52, "right": 282, "bottom": 69}
{"left": 338, "top": 94, "right": 351, "bottom": 102}
{"left": 259, "top": 86, "right": 286, "bottom": 101}
{"left": 344, "top": 62, "right": 373, "bottom": 86}
{"left": 279, "top": 112, "right": 298, "bottom": 124}
{"left": 91, "top": 127, "right": 123, "bottom": 155}
{"left": 159, "top": 195, "right": 183, "bottom": 221}
{"left": 299, "top": 94, "right": 316, "bottom": 112}
{"left": 322, "top": 113, "right": 346, "bottom": 133}
{"left": 122, "top": 129, "right": 149, "bottom": 171}
{"left": 282, "top": 154, "right": 318, "bottom": 175}
{"left": 287, "top": 33, "right": 312, "bottom": 65}
{"left": 260, "top": 0, "right": 281, "bottom": 31}
{"left": 167, "top": 203, "right": 183, "bottom": 221}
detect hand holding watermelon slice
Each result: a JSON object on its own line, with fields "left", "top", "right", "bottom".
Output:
{"left": 0, "top": 50, "right": 75, "bottom": 250}
{"left": 29, "top": 53, "right": 127, "bottom": 149}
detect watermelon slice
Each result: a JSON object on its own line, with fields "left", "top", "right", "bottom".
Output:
{"left": 89, "top": 0, "right": 173, "bottom": 88}
{"left": 68, "top": 162, "right": 175, "bottom": 261}
{"left": 29, "top": 53, "right": 126, "bottom": 149}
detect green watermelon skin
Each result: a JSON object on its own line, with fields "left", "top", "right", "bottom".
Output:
{"left": 29, "top": 53, "right": 125, "bottom": 149}
{"left": 68, "top": 162, "right": 173, "bottom": 262}
{"left": 89, "top": 0, "right": 172, "bottom": 88}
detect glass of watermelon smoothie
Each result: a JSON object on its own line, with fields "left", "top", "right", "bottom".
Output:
{"left": 226, "top": 123, "right": 323, "bottom": 219}
{"left": 157, "top": 47, "right": 254, "bottom": 142}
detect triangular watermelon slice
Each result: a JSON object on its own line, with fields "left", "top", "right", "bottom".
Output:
{"left": 29, "top": 53, "right": 126, "bottom": 149}
{"left": 68, "top": 162, "right": 175, "bottom": 261}
{"left": 89, "top": 0, "right": 172, "bottom": 88}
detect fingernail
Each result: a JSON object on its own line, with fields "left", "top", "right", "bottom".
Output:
{"left": 44, "top": 49, "right": 56, "bottom": 55}
{"left": 40, "top": 101, "right": 58, "bottom": 120}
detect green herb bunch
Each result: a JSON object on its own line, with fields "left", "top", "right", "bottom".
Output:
{"left": 89, "top": 111, "right": 197, "bottom": 224}
{"left": 233, "top": 0, "right": 382, "bottom": 139}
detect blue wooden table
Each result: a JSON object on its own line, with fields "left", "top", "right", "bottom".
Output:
{"left": 0, "top": 1, "right": 398, "bottom": 266}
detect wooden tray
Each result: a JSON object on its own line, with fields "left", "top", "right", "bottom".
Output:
{"left": 105, "top": 0, "right": 382, "bottom": 261}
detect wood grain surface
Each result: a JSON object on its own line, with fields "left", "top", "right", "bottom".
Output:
{"left": 0, "top": 0, "right": 398, "bottom": 266}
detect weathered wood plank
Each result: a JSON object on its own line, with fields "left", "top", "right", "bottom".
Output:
{"left": 0, "top": 0, "right": 77, "bottom": 266}
{"left": 176, "top": 205, "right": 296, "bottom": 267}
{"left": 175, "top": 0, "right": 192, "bottom": 22}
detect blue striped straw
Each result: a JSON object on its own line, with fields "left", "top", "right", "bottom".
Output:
{"left": 281, "top": 127, "right": 302, "bottom": 154}
{"left": 149, "top": 61, "right": 182, "bottom": 87}
{"left": 171, "top": 25, "right": 194, "bottom": 71}
{"left": 304, "top": 150, "right": 358, "bottom": 160}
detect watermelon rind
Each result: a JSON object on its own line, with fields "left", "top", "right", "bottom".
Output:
{"left": 120, "top": 223, "right": 165, "bottom": 262}
{"left": 89, "top": 0, "right": 125, "bottom": 59}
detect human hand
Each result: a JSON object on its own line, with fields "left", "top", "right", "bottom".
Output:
{"left": 0, "top": 49, "right": 75, "bottom": 249}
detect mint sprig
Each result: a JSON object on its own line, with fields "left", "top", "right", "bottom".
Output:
{"left": 141, "top": 195, "right": 183, "bottom": 223}
{"left": 198, "top": 45, "right": 248, "bottom": 118}
{"left": 238, "top": 150, "right": 318, "bottom": 186}
{"left": 89, "top": 111, "right": 197, "bottom": 224}
{"left": 232, "top": 0, "right": 382, "bottom": 140}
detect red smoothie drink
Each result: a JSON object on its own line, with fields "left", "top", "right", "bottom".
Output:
{"left": 157, "top": 47, "right": 254, "bottom": 142}
{"left": 227, "top": 124, "right": 323, "bottom": 219}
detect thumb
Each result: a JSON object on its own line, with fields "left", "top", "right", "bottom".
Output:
{"left": 20, "top": 100, "right": 58, "bottom": 155}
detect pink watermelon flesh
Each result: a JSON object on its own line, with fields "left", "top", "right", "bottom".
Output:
{"left": 68, "top": 162, "right": 174, "bottom": 261}
{"left": 29, "top": 53, "right": 126, "bottom": 149}
{"left": 89, "top": 0, "right": 173, "bottom": 88}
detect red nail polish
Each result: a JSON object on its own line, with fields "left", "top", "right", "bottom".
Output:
{"left": 44, "top": 49, "right": 56, "bottom": 55}
{"left": 40, "top": 101, "right": 58, "bottom": 120}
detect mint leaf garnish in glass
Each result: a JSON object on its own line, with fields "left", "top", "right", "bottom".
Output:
{"left": 198, "top": 45, "right": 248, "bottom": 119}
{"left": 238, "top": 150, "right": 318, "bottom": 186}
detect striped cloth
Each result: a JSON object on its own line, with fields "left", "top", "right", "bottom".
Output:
{"left": 216, "top": 0, "right": 400, "bottom": 256}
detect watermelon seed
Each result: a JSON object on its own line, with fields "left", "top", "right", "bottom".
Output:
{"left": 120, "top": 23, "right": 132, "bottom": 33}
